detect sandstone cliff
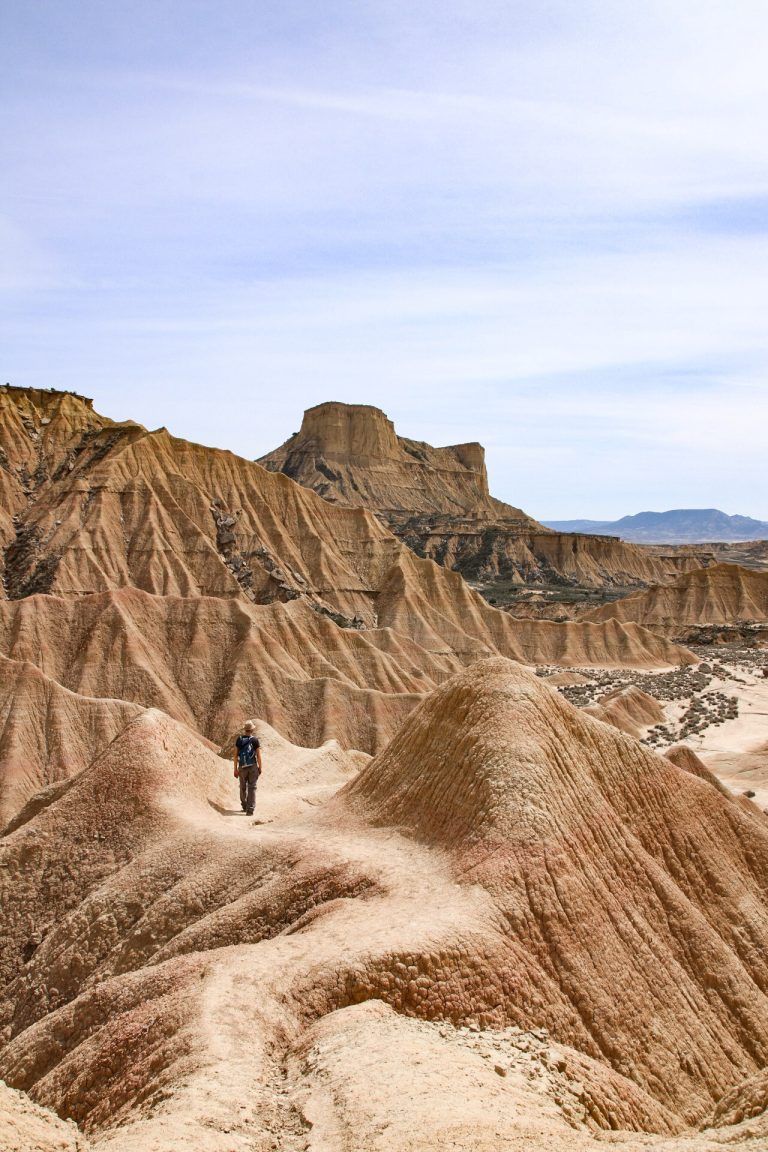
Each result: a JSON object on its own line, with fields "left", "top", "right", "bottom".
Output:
{"left": 259, "top": 400, "right": 537, "bottom": 524}
{"left": 585, "top": 563, "right": 768, "bottom": 636}
{"left": 259, "top": 401, "right": 701, "bottom": 590}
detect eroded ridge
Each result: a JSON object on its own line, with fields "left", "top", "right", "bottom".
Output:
{"left": 2, "top": 661, "right": 768, "bottom": 1149}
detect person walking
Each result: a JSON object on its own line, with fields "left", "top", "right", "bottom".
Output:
{"left": 234, "top": 721, "right": 262, "bottom": 815}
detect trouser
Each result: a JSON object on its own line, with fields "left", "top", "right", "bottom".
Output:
{"left": 239, "top": 764, "right": 259, "bottom": 813}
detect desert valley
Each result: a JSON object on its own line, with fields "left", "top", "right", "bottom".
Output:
{"left": 0, "top": 385, "right": 767, "bottom": 1151}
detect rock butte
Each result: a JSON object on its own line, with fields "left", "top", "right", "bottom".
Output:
{"left": 259, "top": 400, "right": 704, "bottom": 589}
{"left": 2, "top": 385, "right": 768, "bottom": 1151}
{"left": 584, "top": 683, "right": 666, "bottom": 738}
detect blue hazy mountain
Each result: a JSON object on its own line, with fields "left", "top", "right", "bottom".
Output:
{"left": 543, "top": 509, "right": 768, "bottom": 544}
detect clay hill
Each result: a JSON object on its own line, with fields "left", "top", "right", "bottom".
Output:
{"left": 260, "top": 401, "right": 700, "bottom": 589}
{"left": 2, "top": 660, "right": 768, "bottom": 1150}
{"left": 585, "top": 563, "right": 768, "bottom": 637}
{"left": 584, "top": 684, "right": 665, "bottom": 738}
{"left": 0, "top": 654, "right": 143, "bottom": 828}
{"left": 0, "top": 385, "right": 692, "bottom": 824}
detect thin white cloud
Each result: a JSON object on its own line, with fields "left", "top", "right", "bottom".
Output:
{"left": 2, "top": 0, "right": 767, "bottom": 517}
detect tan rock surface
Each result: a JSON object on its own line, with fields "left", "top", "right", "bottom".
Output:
{"left": 0, "top": 581, "right": 693, "bottom": 769}
{"left": 0, "top": 388, "right": 690, "bottom": 696}
{"left": 258, "top": 400, "right": 536, "bottom": 523}
{"left": 585, "top": 684, "right": 666, "bottom": 737}
{"left": 585, "top": 564, "right": 768, "bottom": 634}
{"left": 0, "top": 654, "right": 143, "bottom": 826}
{"left": 2, "top": 662, "right": 768, "bottom": 1149}
{"left": 1, "top": 386, "right": 765, "bottom": 1149}
{"left": 0, "top": 1078, "right": 86, "bottom": 1151}
{"left": 260, "top": 401, "right": 700, "bottom": 589}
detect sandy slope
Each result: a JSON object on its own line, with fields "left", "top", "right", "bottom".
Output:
{"left": 0, "top": 654, "right": 143, "bottom": 827}
{"left": 0, "top": 1078, "right": 85, "bottom": 1151}
{"left": 585, "top": 564, "right": 768, "bottom": 633}
{"left": 0, "top": 584, "right": 692, "bottom": 772}
{"left": 2, "top": 661, "right": 768, "bottom": 1150}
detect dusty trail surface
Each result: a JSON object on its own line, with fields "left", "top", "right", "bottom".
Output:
{"left": 3, "top": 661, "right": 768, "bottom": 1150}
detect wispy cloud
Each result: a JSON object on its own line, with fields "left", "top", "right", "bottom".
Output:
{"left": 2, "top": 0, "right": 767, "bottom": 517}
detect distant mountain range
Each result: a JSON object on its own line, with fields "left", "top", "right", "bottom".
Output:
{"left": 543, "top": 509, "right": 768, "bottom": 544}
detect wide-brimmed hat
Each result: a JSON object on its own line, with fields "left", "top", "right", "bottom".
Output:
{"left": 243, "top": 720, "right": 255, "bottom": 732}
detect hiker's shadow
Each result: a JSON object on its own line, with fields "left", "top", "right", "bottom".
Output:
{"left": 208, "top": 800, "right": 245, "bottom": 817}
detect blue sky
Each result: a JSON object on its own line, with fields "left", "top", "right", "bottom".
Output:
{"left": 2, "top": 1, "right": 767, "bottom": 518}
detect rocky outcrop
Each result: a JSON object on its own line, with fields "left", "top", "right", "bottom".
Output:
{"left": 260, "top": 402, "right": 702, "bottom": 590}
{"left": 400, "top": 519, "right": 699, "bottom": 588}
{"left": 0, "top": 388, "right": 692, "bottom": 772}
{"left": 584, "top": 563, "right": 768, "bottom": 636}
{"left": 260, "top": 400, "right": 538, "bottom": 525}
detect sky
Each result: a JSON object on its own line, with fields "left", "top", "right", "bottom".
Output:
{"left": 2, "top": 1, "right": 767, "bottom": 519}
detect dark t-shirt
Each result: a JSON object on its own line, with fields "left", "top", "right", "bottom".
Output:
{"left": 236, "top": 734, "right": 260, "bottom": 768}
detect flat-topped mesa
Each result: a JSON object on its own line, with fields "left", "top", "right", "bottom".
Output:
{"left": 0, "top": 383, "right": 95, "bottom": 410}
{"left": 259, "top": 400, "right": 539, "bottom": 526}
{"left": 297, "top": 401, "right": 402, "bottom": 461}
{"left": 258, "top": 404, "right": 720, "bottom": 590}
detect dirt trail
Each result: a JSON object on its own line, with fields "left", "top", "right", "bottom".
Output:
{"left": 4, "top": 663, "right": 768, "bottom": 1151}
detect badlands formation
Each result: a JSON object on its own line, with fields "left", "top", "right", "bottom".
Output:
{"left": 584, "top": 564, "right": 768, "bottom": 639}
{"left": 1, "top": 385, "right": 768, "bottom": 1151}
{"left": 260, "top": 401, "right": 701, "bottom": 590}
{"left": 0, "top": 385, "right": 690, "bottom": 820}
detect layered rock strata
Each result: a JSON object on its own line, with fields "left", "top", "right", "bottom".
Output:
{"left": 2, "top": 662, "right": 768, "bottom": 1148}
{"left": 585, "top": 563, "right": 768, "bottom": 637}
{"left": 260, "top": 401, "right": 701, "bottom": 589}
{"left": 0, "top": 387, "right": 692, "bottom": 794}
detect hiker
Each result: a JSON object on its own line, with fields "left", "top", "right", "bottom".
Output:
{"left": 234, "top": 721, "right": 262, "bottom": 815}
